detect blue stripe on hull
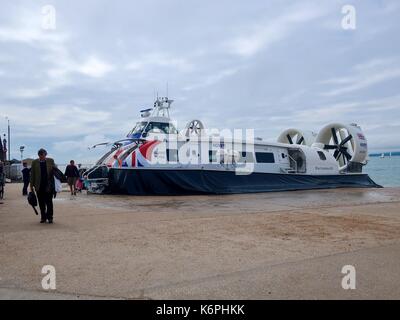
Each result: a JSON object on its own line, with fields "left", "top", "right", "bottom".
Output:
{"left": 108, "top": 168, "right": 382, "bottom": 195}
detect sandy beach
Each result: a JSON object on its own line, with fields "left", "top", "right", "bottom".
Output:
{"left": 1, "top": 183, "right": 400, "bottom": 299}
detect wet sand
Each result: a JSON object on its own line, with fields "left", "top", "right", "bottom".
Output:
{"left": 1, "top": 183, "right": 400, "bottom": 299}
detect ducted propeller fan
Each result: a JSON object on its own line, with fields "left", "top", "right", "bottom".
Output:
{"left": 184, "top": 119, "right": 204, "bottom": 138}
{"left": 314, "top": 123, "right": 368, "bottom": 172}
{"left": 277, "top": 129, "right": 317, "bottom": 146}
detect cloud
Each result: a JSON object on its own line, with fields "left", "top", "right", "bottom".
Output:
{"left": 52, "top": 133, "right": 115, "bottom": 165}
{"left": 0, "top": 104, "right": 111, "bottom": 138}
{"left": 46, "top": 48, "right": 114, "bottom": 80}
{"left": 0, "top": 26, "right": 66, "bottom": 45}
{"left": 1, "top": 1, "right": 400, "bottom": 162}
{"left": 274, "top": 94, "right": 396, "bottom": 135}
{"left": 53, "top": 134, "right": 108, "bottom": 152}
{"left": 10, "top": 87, "right": 51, "bottom": 99}
{"left": 225, "top": 4, "right": 326, "bottom": 57}
{"left": 77, "top": 56, "right": 114, "bottom": 78}
{"left": 183, "top": 67, "right": 240, "bottom": 91}
{"left": 126, "top": 53, "right": 193, "bottom": 73}
{"left": 321, "top": 59, "right": 400, "bottom": 96}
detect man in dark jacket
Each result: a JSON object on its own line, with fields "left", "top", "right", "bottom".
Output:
{"left": 64, "top": 160, "right": 80, "bottom": 196}
{"left": 21, "top": 162, "right": 30, "bottom": 196}
{"left": 0, "top": 160, "right": 4, "bottom": 202}
{"left": 0, "top": 160, "right": 4, "bottom": 178}
{"left": 30, "top": 148, "right": 56, "bottom": 223}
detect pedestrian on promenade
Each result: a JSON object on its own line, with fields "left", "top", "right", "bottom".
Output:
{"left": 30, "top": 148, "right": 56, "bottom": 224}
{"left": 64, "top": 160, "right": 80, "bottom": 196}
{"left": 0, "top": 160, "right": 4, "bottom": 201}
{"left": 21, "top": 162, "right": 30, "bottom": 196}
{"left": 113, "top": 154, "right": 122, "bottom": 168}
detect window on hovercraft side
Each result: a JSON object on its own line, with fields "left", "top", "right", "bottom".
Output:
{"left": 209, "top": 150, "right": 218, "bottom": 163}
{"left": 317, "top": 151, "right": 327, "bottom": 161}
{"left": 239, "top": 151, "right": 255, "bottom": 163}
{"left": 255, "top": 152, "right": 275, "bottom": 163}
{"left": 167, "top": 149, "right": 178, "bottom": 162}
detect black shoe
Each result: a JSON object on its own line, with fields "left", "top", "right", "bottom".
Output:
{"left": 40, "top": 220, "right": 46, "bottom": 223}
{"left": 48, "top": 220, "right": 53, "bottom": 224}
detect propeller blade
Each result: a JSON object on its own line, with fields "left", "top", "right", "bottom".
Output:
{"left": 333, "top": 150, "right": 340, "bottom": 159}
{"left": 286, "top": 134, "right": 293, "bottom": 144}
{"left": 343, "top": 150, "right": 352, "bottom": 161}
{"left": 331, "top": 128, "right": 339, "bottom": 145}
{"left": 340, "top": 134, "right": 353, "bottom": 146}
{"left": 324, "top": 145, "right": 337, "bottom": 150}
{"left": 342, "top": 153, "right": 347, "bottom": 165}
{"left": 297, "top": 136, "right": 304, "bottom": 144}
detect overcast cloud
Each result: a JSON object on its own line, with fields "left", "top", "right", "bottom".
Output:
{"left": 0, "top": 0, "right": 399, "bottom": 163}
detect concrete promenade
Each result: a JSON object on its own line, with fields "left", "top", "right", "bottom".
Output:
{"left": 1, "top": 183, "right": 399, "bottom": 299}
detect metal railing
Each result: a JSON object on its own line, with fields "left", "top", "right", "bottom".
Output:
{"left": 84, "top": 164, "right": 109, "bottom": 194}
{"left": 288, "top": 154, "right": 298, "bottom": 173}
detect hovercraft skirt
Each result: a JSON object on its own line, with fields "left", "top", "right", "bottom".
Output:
{"left": 107, "top": 168, "right": 381, "bottom": 195}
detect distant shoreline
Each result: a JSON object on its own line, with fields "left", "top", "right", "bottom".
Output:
{"left": 369, "top": 152, "right": 400, "bottom": 157}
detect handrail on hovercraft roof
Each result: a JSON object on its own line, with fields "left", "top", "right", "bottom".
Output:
{"left": 136, "top": 97, "right": 174, "bottom": 121}
{"left": 89, "top": 138, "right": 145, "bottom": 150}
{"left": 153, "top": 97, "right": 173, "bottom": 118}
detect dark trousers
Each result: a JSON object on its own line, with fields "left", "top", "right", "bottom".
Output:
{"left": 37, "top": 190, "right": 54, "bottom": 221}
{"left": 22, "top": 181, "right": 29, "bottom": 196}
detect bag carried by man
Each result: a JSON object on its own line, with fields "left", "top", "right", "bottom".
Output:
{"left": 52, "top": 167, "right": 66, "bottom": 198}
{"left": 54, "top": 176, "right": 63, "bottom": 193}
{"left": 27, "top": 191, "right": 39, "bottom": 215}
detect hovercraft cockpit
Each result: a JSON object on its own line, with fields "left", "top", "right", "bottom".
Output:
{"left": 127, "top": 97, "right": 178, "bottom": 139}
{"left": 84, "top": 97, "right": 179, "bottom": 193}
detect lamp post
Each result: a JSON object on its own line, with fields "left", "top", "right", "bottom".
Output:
{"left": 1, "top": 134, "right": 6, "bottom": 162}
{"left": 7, "top": 118, "right": 10, "bottom": 162}
{"left": 4, "top": 117, "right": 10, "bottom": 162}
{"left": 20, "top": 146, "right": 25, "bottom": 161}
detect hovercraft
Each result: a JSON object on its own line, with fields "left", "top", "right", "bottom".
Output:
{"left": 84, "top": 97, "right": 380, "bottom": 195}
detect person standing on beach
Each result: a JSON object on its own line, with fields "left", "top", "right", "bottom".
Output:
{"left": 64, "top": 160, "right": 80, "bottom": 196}
{"left": 21, "top": 162, "right": 30, "bottom": 196}
{"left": 113, "top": 154, "right": 122, "bottom": 168}
{"left": 30, "top": 149, "right": 56, "bottom": 224}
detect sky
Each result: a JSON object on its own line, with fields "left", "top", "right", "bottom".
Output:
{"left": 0, "top": 0, "right": 400, "bottom": 164}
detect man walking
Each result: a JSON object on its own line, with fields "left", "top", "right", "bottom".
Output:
{"left": 21, "top": 162, "right": 30, "bottom": 196}
{"left": 0, "top": 160, "right": 4, "bottom": 202}
{"left": 30, "top": 149, "right": 56, "bottom": 224}
{"left": 64, "top": 160, "right": 80, "bottom": 196}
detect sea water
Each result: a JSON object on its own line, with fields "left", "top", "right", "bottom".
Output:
{"left": 364, "top": 156, "right": 400, "bottom": 187}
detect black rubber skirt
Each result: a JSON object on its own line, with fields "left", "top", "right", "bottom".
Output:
{"left": 107, "top": 168, "right": 382, "bottom": 195}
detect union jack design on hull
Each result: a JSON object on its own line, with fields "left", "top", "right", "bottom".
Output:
{"left": 124, "top": 140, "right": 160, "bottom": 167}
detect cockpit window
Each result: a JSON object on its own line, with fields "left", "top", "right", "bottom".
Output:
{"left": 129, "top": 121, "right": 178, "bottom": 135}
{"left": 128, "top": 122, "right": 147, "bottom": 135}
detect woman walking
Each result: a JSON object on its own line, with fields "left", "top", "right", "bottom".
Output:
{"left": 64, "top": 160, "right": 80, "bottom": 196}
